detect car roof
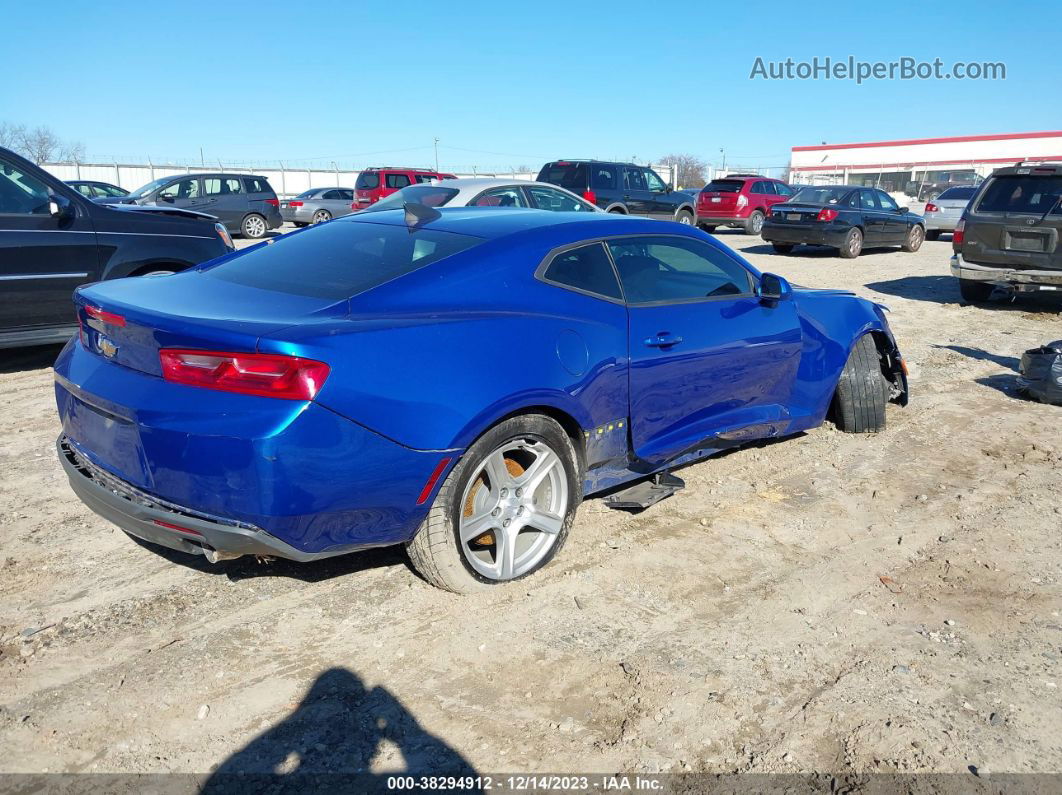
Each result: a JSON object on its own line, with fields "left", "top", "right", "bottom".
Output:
{"left": 991, "top": 163, "right": 1062, "bottom": 176}
{"left": 341, "top": 206, "right": 658, "bottom": 239}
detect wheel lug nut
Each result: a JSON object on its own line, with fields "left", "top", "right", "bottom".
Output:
{"left": 517, "top": 506, "right": 524, "bottom": 516}
{"left": 500, "top": 488, "right": 508, "bottom": 498}
{"left": 503, "top": 519, "right": 511, "bottom": 527}
{"left": 491, "top": 508, "right": 501, "bottom": 517}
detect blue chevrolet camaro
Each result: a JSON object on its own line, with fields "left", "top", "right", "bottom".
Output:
{"left": 54, "top": 207, "right": 908, "bottom": 592}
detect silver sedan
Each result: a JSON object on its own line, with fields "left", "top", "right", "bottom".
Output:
{"left": 281, "top": 187, "right": 355, "bottom": 226}
{"left": 923, "top": 185, "right": 978, "bottom": 239}
{"left": 358, "top": 178, "right": 601, "bottom": 215}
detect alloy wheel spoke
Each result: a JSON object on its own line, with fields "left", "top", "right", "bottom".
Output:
{"left": 528, "top": 509, "right": 564, "bottom": 535}
{"left": 494, "top": 525, "right": 517, "bottom": 579}
{"left": 517, "top": 448, "right": 558, "bottom": 493}
{"left": 482, "top": 450, "right": 513, "bottom": 496}
{"left": 460, "top": 509, "right": 495, "bottom": 544}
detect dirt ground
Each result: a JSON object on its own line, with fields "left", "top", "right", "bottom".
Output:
{"left": 2, "top": 221, "right": 1061, "bottom": 784}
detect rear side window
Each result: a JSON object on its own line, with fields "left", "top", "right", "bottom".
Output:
{"left": 975, "top": 175, "right": 1062, "bottom": 215}
{"left": 244, "top": 177, "right": 272, "bottom": 194}
{"left": 414, "top": 174, "right": 439, "bottom": 184}
{"left": 204, "top": 177, "right": 243, "bottom": 196}
{"left": 386, "top": 173, "right": 412, "bottom": 189}
{"left": 204, "top": 220, "right": 483, "bottom": 299}
{"left": 356, "top": 172, "right": 380, "bottom": 190}
{"left": 538, "top": 163, "right": 587, "bottom": 193}
{"left": 542, "top": 243, "right": 622, "bottom": 300}
{"left": 322, "top": 189, "right": 342, "bottom": 200}
{"left": 703, "top": 180, "right": 744, "bottom": 193}
{"left": 590, "top": 165, "right": 619, "bottom": 190}
{"left": 937, "top": 186, "right": 976, "bottom": 201}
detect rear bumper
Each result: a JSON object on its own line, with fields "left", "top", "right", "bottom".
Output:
{"left": 281, "top": 207, "right": 313, "bottom": 223}
{"left": 761, "top": 221, "right": 848, "bottom": 247}
{"left": 951, "top": 253, "right": 1062, "bottom": 290}
{"left": 696, "top": 212, "right": 746, "bottom": 225}
{"left": 924, "top": 214, "right": 959, "bottom": 232}
{"left": 59, "top": 437, "right": 352, "bottom": 562}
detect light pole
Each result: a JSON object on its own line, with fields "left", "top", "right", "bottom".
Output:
{"left": 434, "top": 138, "right": 440, "bottom": 172}
{"left": 719, "top": 147, "right": 726, "bottom": 174}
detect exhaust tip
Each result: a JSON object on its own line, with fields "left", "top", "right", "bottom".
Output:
{"left": 203, "top": 547, "right": 243, "bottom": 564}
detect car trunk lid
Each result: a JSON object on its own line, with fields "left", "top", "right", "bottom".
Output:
{"left": 961, "top": 173, "right": 1062, "bottom": 270}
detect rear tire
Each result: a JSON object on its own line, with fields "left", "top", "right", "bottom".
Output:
{"left": 959, "top": 279, "right": 994, "bottom": 304}
{"left": 925, "top": 229, "right": 941, "bottom": 241}
{"left": 676, "top": 209, "right": 694, "bottom": 225}
{"left": 697, "top": 223, "right": 717, "bottom": 233}
{"left": 832, "top": 334, "right": 889, "bottom": 433}
{"left": 406, "top": 414, "right": 580, "bottom": 593}
{"left": 902, "top": 224, "right": 925, "bottom": 252}
{"left": 839, "top": 227, "right": 863, "bottom": 259}
{"left": 771, "top": 243, "right": 794, "bottom": 254}
{"left": 744, "top": 210, "right": 765, "bottom": 235}
{"left": 608, "top": 207, "right": 627, "bottom": 214}
{"left": 312, "top": 209, "right": 332, "bottom": 224}
{"left": 241, "top": 213, "right": 267, "bottom": 239}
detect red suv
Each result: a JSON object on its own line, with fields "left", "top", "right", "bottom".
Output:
{"left": 353, "top": 167, "right": 456, "bottom": 210}
{"left": 695, "top": 175, "right": 794, "bottom": 235}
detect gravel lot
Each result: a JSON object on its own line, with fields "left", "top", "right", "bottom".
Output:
{"left": 2, "top": 219, "right": 1061, "bottom": 782}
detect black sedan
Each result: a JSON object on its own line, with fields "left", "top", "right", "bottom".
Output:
{"left": 761, "top": 186, "right": 925, "bottom": 258}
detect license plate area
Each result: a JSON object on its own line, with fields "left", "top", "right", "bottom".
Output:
{"left": 1004, "top": 230, "right": 1051, "bottom": 252}
{"left": 786, "top": 213, "right": 802, "bottom": 221}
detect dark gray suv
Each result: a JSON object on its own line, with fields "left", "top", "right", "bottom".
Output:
{"left": 99, "top": 173, "right": 282, "bottom": 238}
{"left": 951, "top": 162, "right": 1062, "bottom": 303}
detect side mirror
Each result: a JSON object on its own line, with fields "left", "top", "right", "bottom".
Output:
{"left": 758, "top": 272, "right": 792, "bottom": 302}
{"left": 48, "top": 193, "right": 72, "bottom": 220}
{"left": 159, "top": 194, "right": 174, "bottom": 203}
{"left": 897, "top": 206, "right": 909, "bottom": 214}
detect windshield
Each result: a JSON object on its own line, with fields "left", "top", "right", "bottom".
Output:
{"left": 702, "top": 180, "right": 744, "bottom": 193}
{"left": 127, "top": 176, "right": 174, "bottom": 199}
{"left": 790, "top": 186, "right": 852, "bottom": 205}
{"left": 362, "top": 185, "right": 460, "bottom": 213}
{"left": 975, "top": 175, "right": 1062, "bottom": 215}
{"left": 203, "top": 217, "right": 483, "bottom": 299}
{"left": 937, "top": 186, "right": 977, "bottom": 201}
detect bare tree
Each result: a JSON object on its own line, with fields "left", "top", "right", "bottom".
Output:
{"left": 657, "top": 153, "right": 708, "bottom": 189}
{"left": 0, "top": 120, "right": 86, "bottom": 163}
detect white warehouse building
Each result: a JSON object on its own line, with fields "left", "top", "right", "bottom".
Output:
{"left": 789, "top": 130, "right": 1062, "bottom": 199}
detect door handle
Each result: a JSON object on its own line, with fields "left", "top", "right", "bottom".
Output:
{"left": 644, "top": 333, "right": 683, "bottom": 348}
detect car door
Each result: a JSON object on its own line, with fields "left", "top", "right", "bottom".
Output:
{"left": 320, "top": 189, "right": 348, "bottom": 215}
{"left": 0, "top": 154, "right": 98, "bottom": 332}
{"left": 155, "top": 177, "right": 208, "bottom": 213}
{"left": 857, "top": 190, "right": 886, "bottom": 244}
{"left": 609, "top": 235, "right": 803, "bottom": 465}
{"left": 622, "top": 167, "right": 653, "bottom": 217}
{"left": 201, "top": 176, "right": 245, "bottom": 226}
{"left": 643, "top": 168, "right": 674, "bottom": 219}
{"left": 874, "top": 189, "right": 908, "bottom": 242}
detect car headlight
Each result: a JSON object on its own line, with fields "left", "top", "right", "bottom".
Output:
{"left": 214, "top": 223, "right": 235, "bottom": 250}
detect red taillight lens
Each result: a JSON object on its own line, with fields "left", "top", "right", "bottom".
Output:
{"left": 582, "top": 189, "right": 597, "bottom": 205}
{"left": 924, "top": 202, "right": 939, "bottom": 213}
{"left": 816, "top": 207, "right": 839, "bottom": 222}
{"left": 264, "top": 198, "right": 280, "bottom": 207}
{"left": 289, "top": 201, "right": 303, "bottom": 207}
{"left": 85, "top": 305, "right": 126, "bottom": 327}
{"left": 351, "top": 202, "right": 358, "bottom": 210}
{"left": 736, "top": 193, "right": 748, "bottom": 209}
{"left": 952, "top": 219, "right": 965, "bottom": 250}
{"left": 159, "top": 349, "right": 330, "bottom": 401}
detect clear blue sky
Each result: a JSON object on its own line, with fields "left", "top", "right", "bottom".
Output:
{"left": 2, "top": 0, "right": 1059, "bottom": 173}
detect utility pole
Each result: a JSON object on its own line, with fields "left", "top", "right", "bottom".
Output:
{"left": 719, "top": 147, "right": 726, "bottom": 174}
{"left": 200, "top": 147, "right": 205, "bottom": 168}
{"left": 434, "top": 138, "right": 440, "bottom": 172}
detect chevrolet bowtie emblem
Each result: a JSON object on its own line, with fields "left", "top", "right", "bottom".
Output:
{"left": 98, "top": 338, "right": 118, "bottom": 358}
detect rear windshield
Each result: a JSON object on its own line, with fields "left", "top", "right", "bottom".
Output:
{"left": 203, "top": 218, "right": 483, "bottom": 299}
{"left": 790, "top": 186, "right": 852, "bottom": 205}
{"left": 537, "top": 163, "right": 587, "bottom": 193}
{"left": 975, "top": 175, "right": 1062, "bottom": 215}
{"left": 937, "top": 186, "right": 977, "bottom": 201}
{"left": 702, "top": 180, "right": 744, "bottom": 193}
{"left": 295, "top": 189, "right": 320, "bottom": 198}
{"left": 356, "top": 172, "right": 380, "bottom": 190}
{"left": 362, "top": 185, "right": 459, "bottom": 212}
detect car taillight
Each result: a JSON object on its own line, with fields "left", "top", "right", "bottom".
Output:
{"left": 816, "top": 207, "right": 839, "bottom": 222}
{"left": 159, "top": 349, "right": 330, "bottom": 401}
{"left": 85, "top": 305, "right": 126, "bottom": 327}
{"left": 924, "top": 202, "right": 939, "bottom": 213}
{"left": 264, "top": 198, "right": 280, "bottom": 207}
{"left": 351, "top": 202, "right": 358, "bottom": 210}
{"left": 289, "top": 201, "right": 303, "bottom": 207}
{"left": 737, "top": 194, "right": 748, "bottom": 209}
{"left": 952, "top": 219, "right": 965, "bottom": 250}
{"left": 583, "top": 189, "right": 597, "bottom": 204}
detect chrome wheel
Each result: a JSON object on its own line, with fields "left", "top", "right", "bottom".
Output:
{"left": 459, "top": 438, "right": 569, "bottom": 581}
{"left": 678, "top": 212, "right": 693, "bottom": 225}
{"left": 906, "top": 225, "right": 924, "bottom": 252}
{"left": 312, "top": 210, "right": 331, "bottom": 224}
{"left": 243, "top": 214, "right": 266, "bottom": 238}
{"left": 748, "top": 211, "right": 764, "bottom": 234}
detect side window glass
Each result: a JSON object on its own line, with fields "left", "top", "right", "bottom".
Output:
{"left": 775, "top": 183, "right": 793, "bottom": 196}
{"left": 203, "top": 178, "right": 222, "bottom": 196}
{"left": 0, "top": 159, "right": 51, "bottom": 214}
{"left": 471, "top": 187, "right": 527, "bottom": 207}
{"left": 542, "top": 243, "right": 622, "bottom": 300}
{"left": 386, "top": 173, "right": 412, "bottom": 189}
{"left": 526, "top": 186, "right": 591, "bottom": 212}
{"left": 645, "top": 170, "right": 667, "bottom": 193}
{"left": 860, "top": 191, "right": 879, "bottom": 210}
{"left": 607, "top": 236, "right": 752, "bottom": 305}
{"left": 877, "top": 191, "right": 898, "bottom": 211}
{"left": 339, "top": 189, "right": 354, "bottom": 200}
{"left": 590, "top": 165, "right": 618, "bottom": 190}
{"left": 322, "top": 190, "right": 341, "bottom": 200}
{"left": 158, "top": 179, "right": 200, "bottom": 200}
{"left": 223, "top": 178, "right": 243, "bottom": 194}
{"left": 625, "top": 168, "right": 647, "bottom": 191}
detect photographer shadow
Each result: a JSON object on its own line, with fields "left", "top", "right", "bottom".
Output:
{"left": 202, "top": 667, "right": 478, "bottom": 794}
